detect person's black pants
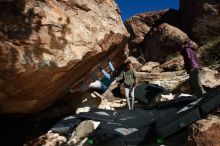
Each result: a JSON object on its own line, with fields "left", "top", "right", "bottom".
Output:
{"left": 189, "top": 69, "right": 206, "bottom": 97}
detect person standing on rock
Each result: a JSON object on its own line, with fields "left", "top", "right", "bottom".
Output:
{"left": 116, "top": 60, "right": 137, "bottom": 110}
{"left": 180, "top": 40, "right": 206, "bottom": 97}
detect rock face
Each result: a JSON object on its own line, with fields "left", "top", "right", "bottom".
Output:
{"left": 143, "top": 23, "right": 189, "bottom": 62}
{"left": 180, "top": 0, "right": 220, "bottom": 33}
{"left": 187, "top": 115, "right": 220, "bottom": 146}
{"left": 138, "top": 61, "right": 160, "bottom": 72}
{"left": 0, "top": 0, "right": 128, "bottom": 113}
{"left": 124, "top": 9, "right": 180, "bottom": 57}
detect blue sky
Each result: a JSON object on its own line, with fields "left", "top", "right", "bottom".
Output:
{"left": 115, "top": 0, "right": 179, "bottom": 21}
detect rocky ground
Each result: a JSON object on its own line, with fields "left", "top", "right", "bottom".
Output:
{"left": 1, "top": 61, "right": 220, "bottom": 146}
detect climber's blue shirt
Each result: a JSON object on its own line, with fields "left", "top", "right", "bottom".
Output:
{"left": 100, "top": 77, "right": 115, "bottom": 91}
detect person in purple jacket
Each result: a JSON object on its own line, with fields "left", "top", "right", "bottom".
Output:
{"left": 180, "top": 40, "right": 206, "bottom": 97}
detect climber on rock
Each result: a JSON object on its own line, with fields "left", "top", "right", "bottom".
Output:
{"left": 69, "top": 59, "right": 116, "bottom": 93}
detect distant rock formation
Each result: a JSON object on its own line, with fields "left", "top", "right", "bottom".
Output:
{"left": 0, "top": 0, "right": 128, "bottom": 114}
{"left": 124, "top": 9, "right": 180, "bottom": 58}
{"left": 180, "top": 0, "right": 220, "bottom": 34}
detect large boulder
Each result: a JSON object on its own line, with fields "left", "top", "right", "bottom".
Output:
{"left": 124, "top": 9, "right": 180, "bottom": 57}
{"left": 159, "top": 56, "right": 184, "bottom": 72}
{"left": 180, "top": 0, "right": 220, "bottom": 33}
{"left": 187, "top": 115, "right": 220, "bottom": 146}
{"left": 24, "top": 133, "right": 67, "bottom": 146}
{"left": 67, "top": 120, "right": 99, "bottom": 146}
{"left": 127, "top": 56, "right": 142, "bottom": 70}
{"left": 143, "top": 23, "right": 189, "bottom": 62}
{"left": 200, "top": 67, "right": 220, "bottom": 89}
{"left": 149, "top": 57, "right": 184, "bottom": 73}
{"left": 0, "top": 0, "right": 128, "bottom": 114}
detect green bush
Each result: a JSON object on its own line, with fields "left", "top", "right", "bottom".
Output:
{"left": 192, "top": 15, "right": 220, "bottom": 68}
{"left": 201, "top": 42, "right": 220, "bottom": 66}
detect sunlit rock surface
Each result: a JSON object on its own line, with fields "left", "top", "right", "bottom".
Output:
{"left": 187, "top": 115, "right": 220, "bottom": 146}
{"left": 0, "top": 0, "right": 128, "bottom": 113}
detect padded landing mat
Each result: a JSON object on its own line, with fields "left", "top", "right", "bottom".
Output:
{"left": 134, "top": 84, "right": 166, "bottom": 104}
{"left": 81, "top": 87, "right": 220, "bottom": 145}
{"left": 49, "top": 116, "right": 80, "bottom": 135}
{"left": 77, "top": 108, "right": 118, "bottom": 122}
